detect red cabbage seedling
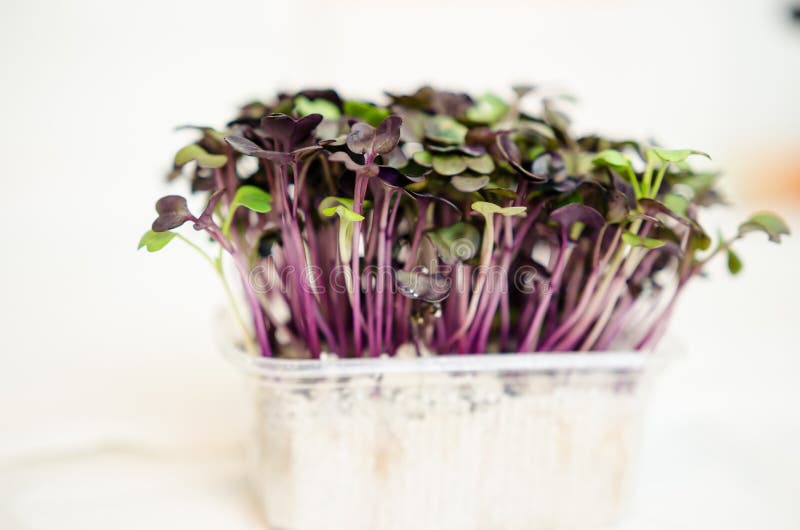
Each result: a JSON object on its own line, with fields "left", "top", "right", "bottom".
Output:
{"left": 140, "top": 87, "right": 789, "bottom": 358}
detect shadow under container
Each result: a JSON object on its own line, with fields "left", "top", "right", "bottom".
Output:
{"left": 225, "top": 350, "right": 656, "bottom": 530}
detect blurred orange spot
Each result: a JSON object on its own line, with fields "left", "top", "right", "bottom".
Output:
{"left": 744, "top": 149, "right": 800, "bottom": 201}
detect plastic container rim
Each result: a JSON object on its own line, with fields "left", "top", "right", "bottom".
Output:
{"left": 223, "top": 346, "right": 650, "bottom": 379}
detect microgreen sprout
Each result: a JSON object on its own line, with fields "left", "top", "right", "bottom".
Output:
{"left": 141, "top": 87, "right": 789, "bottom": 358}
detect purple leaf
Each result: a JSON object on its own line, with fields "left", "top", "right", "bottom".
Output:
{"left": 328, "top": 151, "right": 364, "bottom": 171}
{"left": 496, "top": 133, "right": 547, "bottom": 182}
{"left": 466, "top": 126, "right": 501, "bottom": 147}
{"left": 225, "top": 135, "right": 261, "bottom": 155}
{"left": 550, "top": 203, "right": 605, "bottom": 231}
{"left": 347, "top": 116, "right": 403, "bottom": 156}
{"left": 193, "top": 189, "right": 226, "bottom": 231}
{"left": 496, "top": 133, "right": 522, "bottom": 165}
{"left": 291, "top": 114, "right": 324, "bottom": 148}
{"left": 405, "top": 190, "right": 461, "bottom": 213}
{"left": 258, "top": 113, "right": 323, "bottom": 151}
{"left": 258, "top": 114, "right": 295, "bottom": 149}
{"left": 458, "top": 144, "right": 487, "bottom": 157}
{"left": 606, "top": 189, "right": 629, "bottom": 224}
{"left": 429, "top": 90, "right": 473, "bottom": 116}
{"left": 225, "top": 136, "right": 293, "bottom": 163}
{"left": 377, "top": 166, "right": 426, "bottom": 188}
{"left": 532, "top": 152, "right": 566, "bottom": 182}
{"left": 373, "top": 115, "right": 402, "bottom": 155}
{"left": 290, "top": 144, "right": 324, "bottom": 160}
{"left": 575, "top": 182, "right": 630, "bottom": 223}
{"left": 295, "top": 88, "right": 343, "bottom": 107}
{"left": 549, "top": 177, "right": 579, "bottom": 193}
{"left": 346, "top": 122, "right": 376, "bottom": 155}
{"left": 638, "top": 199, "right": 692, "bottom": 227}
{"left": 152, "top": 195, "right": 193, "bottom": 232}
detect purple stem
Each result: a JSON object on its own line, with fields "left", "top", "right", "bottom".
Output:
{"left": 223, "top": 147, "right": 238, "bottom": 202}
{"left": 231, "top": 254, "right": 272, "bottom": 357}
{"left": 350, "top": 172, "right": 369, "bottom": 356}
{"left": 636, "top": 281, "right": 687, "bottom": 350}
{"left": 517, "top": 233, "right": 571, "bottom": 352}
{"left": 593, "top": 293, "right": 636, "bottom": 350}
{"left": 372, "top": 190, "right": 391, "bottom": 355}
{"left": 278, "top": 164, "right": 319, "bottom": 356}
{"left": 557, "top": 275, "right": 626, "bottom": 352}
{"left": 469, "top": 209, "right": 539, "bottom": 352}
{"left": 467, "top": 216, "right": 513, "bottom": 347}
{"left": 574, "top": 223, "right": 654, "bottom": 351}
{"left": 202, "top": 220, "right": 273, "bottom": 357}
{"left": 499, "top": 283, "right": 510, "bottom": 351}
{"left": 398, "top": 200, "right": 429, "bottom": 345}
{"left": 539, "top": 227, "right": 622, "bottom": 351}
{"left": 470, "top": 251, "right": 513, "bottom": 353}
{"left": 299, "top": 184, "right": 343, "bottom": 356}
{"left": 384, "top": 193, "right": 402, "bottom": 353}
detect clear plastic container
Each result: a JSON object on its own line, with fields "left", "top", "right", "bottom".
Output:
{"left": 224, "top": 349, "right": 656, "bottom": 530}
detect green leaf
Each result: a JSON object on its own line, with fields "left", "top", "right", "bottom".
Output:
{"left": 451, "top": 175, "right": 490, "bottom": 192}
{"left": 677, "top": 172, "right": 717, "bottom": 194}
{"left": 424, "top": 116, "right": 468, "bottom": 145}
{"left": 472, "top": 201, "right": 526, "bottom": 217}
{"left": 221, "top": 186, "right": 273, "bottom": 236}
{"left": 432, "top": 154, "right": 468, "bottom": 176}
{"left": 651, "top": 147, "right": 711, "bottom": 163}
{"left": 138, "top": 230, "right": 176, "bottom": 252}
{"left": 322, "top": 204, "right": 364, "bottom": 222}
{"left": 663, "top": 193, "right": 689, "bottom": 217}
{"left": 342, "top": 100, "right": 390, "bottom": 126}
{"left": 472, "top": 201, "right": 502, "bottom": 215}
{"left": 499, "top": 206, "right": 527, "bottom": 217}
{"left": 593, "top": 149, "right": 643, "bottom": 198}
{"left": 526, "top": 145, "right": 547, "bottom": 161}
{"left": 592, "top": 149, "right": 631, "bottom": 169}
{"left": 232, "top": 185, "right": 273, "bottom": 213}
{"left": 337, "top": 216, "right": 357, "bottom": 264}
{"left": 174, "top": 144, "right": 228, "bottom": 169}
{"left": 691, "top": 229, "right": 712, "bottom": 252}
{"left": 412, "top": 150, "right": 433, "bottom": 167}
{"left": 727, "top": 248, "right": 743, "bottom": 275}
{"left": 324, "top": 204, "right": 365, "bottom": 264}
{"left": 620, "top": 232, "right": 638, "bottom": 246}
{"left": 569, "top": 222, "right": 587, "bottom": 241}
{"left": 294, "top": 96, "right": 340, "bottom": 121}
{"left": 425, "top": 222, "right": 481, "bottom": 264}
{"left": 465, "top": 154, "right": 495, "bottom": 174}
{"left": 737, "top": 211, "right": 790, "bottom": 243}
{"left": 318, "top": 196, "right": 355, "bottom": 216}
{"left": 643, "top": 237, "right": 665, "bottom": 249}
{"left": 466, "top": 93, "right": 509, "bottom": 124}
{"left": 622, "top": 231, "right": 665, "bottom": 249}
{"left": 645, "top": 147, "right": 660, "bottom": 166}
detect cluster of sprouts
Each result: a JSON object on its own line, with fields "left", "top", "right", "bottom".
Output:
{"left": 140, "top": 87, "right": 788, "bottom": 358}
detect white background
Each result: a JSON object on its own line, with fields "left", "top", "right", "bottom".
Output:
{"left": 1, "top": 0, "right": 799, "bottom": 528}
